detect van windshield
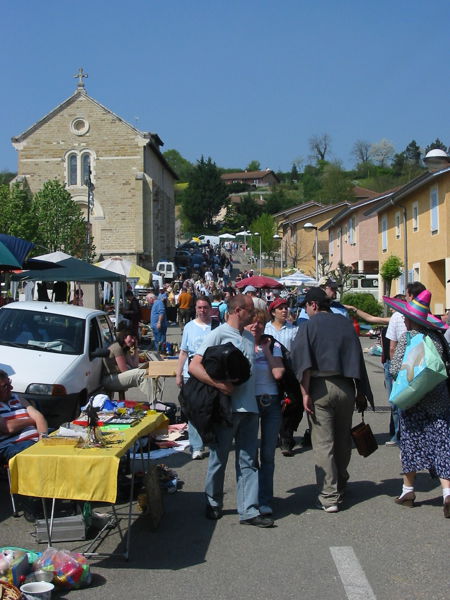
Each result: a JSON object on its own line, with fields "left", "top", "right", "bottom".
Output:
{"left": 0, "top": 308, "right": 85, "bottom": 355}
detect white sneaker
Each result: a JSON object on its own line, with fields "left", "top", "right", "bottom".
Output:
{"left": 322, "top": 505, "right": 339, "bottom": 513}
{"left": 192, "top": 450, "right": 205, "bottom": 460}
{"left": 317, "top": 502, "right": 338, "bottom": 513}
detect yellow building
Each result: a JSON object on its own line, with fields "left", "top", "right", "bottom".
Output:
{"left": 367, "top": 162, "right": 450, "bottom": 315}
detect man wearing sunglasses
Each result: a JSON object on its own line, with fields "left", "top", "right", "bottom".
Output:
{"left": 0, "top": 369, "right": 48, "bottom": 463}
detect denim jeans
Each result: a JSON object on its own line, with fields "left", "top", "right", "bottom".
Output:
{"left": 258, "top": 394, "right": 282, "bottom": 508}
{"left": 188, "top": 422, "right": 204, "bottom": 452}
{"left": 0, "top": 439, "right": 35, "bottom": 463}
{"left": 152, "top": 326, "right": 167, "bottom": 350}
{"left": 205, "top": 412, "right": 260, "bottom": 521}
{"left": 384, "top": 360, "right": 400, "bottom": 441}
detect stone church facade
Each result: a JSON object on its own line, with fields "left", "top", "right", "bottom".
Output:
{"left": 11, "top": 72, "right": 177, "bottom": 269}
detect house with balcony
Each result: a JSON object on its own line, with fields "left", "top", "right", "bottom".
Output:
{"left": 365, "top": 152, "right": 450, "bottom": 315}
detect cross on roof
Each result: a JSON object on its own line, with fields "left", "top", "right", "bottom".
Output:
{"left": 74, "top": 67, "right": 88, "bottom": 89}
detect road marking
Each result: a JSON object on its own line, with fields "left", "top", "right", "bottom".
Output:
{"left": 330, "top": 546, "right": 377, "bottom": 600}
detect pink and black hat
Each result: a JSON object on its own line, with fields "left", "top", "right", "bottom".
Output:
{"left": 383, "top": 289, "right": 447, "bottom": 331}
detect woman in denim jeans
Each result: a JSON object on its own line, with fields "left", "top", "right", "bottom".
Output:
{"left": 245, "top": 309, "right": 285, "bottom": 516}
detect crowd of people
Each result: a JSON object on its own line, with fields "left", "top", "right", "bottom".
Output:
{"left": 171, "top": 273, "right": 450, "bottom": 525}
{"left": 2, "top": 237, "right": 450, "bottom": 529}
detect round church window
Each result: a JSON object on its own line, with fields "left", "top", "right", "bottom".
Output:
{"left": 71, "top": 118, "right": 89, "bottom": 136}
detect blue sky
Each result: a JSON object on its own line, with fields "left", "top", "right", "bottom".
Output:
{"left": 1, "top": 0, "right": 449, "bottom": 174}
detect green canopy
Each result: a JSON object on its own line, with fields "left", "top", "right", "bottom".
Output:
{"left": 11, "top": 257, "right": 125, "bottom": 283}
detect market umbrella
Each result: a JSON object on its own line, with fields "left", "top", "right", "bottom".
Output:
{"left": 0, "top": 240, "right": 21, "bottom": 269}
{"left": 278, "top": 271, "right": 318, "bottom": 287}
{"left": 235, "top": 275, "right": 283, "bottom": 289}
{"left": 95, "top": 256, "right": 152, "bottom": 286}
{"left": 0, "top": 234, "right": 34, "bottom": 265}
{"left": 218, "top": 233, "right": 236, "bottom": 240}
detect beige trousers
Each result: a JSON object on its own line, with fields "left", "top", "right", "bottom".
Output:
{"left": 309, "top": 375, "right": 355, "bottom": 507}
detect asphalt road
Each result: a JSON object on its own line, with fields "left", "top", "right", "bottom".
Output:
{"left": 1, "top": 327, "right": 448, "bottom": 600}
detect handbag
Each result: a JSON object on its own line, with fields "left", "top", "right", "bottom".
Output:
{"left": 389, "top": 333, "right": 447, "bottom": 410}
{"left": 351, "top": 414, "right": 378, "bottom": 457}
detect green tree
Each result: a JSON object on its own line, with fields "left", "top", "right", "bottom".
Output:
{"left": 265, "top": 186, "right": 297, "bottom": 214}
{"left": 290, "top": 163, "right": 299, "bottom": 183}
{"left": 246, "top": 160, "right": 261, "bottom": 171}
{"left": 163, "top": 149, "right": 193, "bottom": 181}
{"left": 249, "top": 213, "right": 278, "bottom": 261}
{"left": 0, "top": 183, "right": 36, "bottom": 241}
{"left": 301, "top": 163, "right": 323, "bottom": 201}
{"left": 0, "top": 171, "right": 16, "bottom": 186}
{"left": 181, "top": 156, "right": 229, "bottom": 231}
{"left": 341, "top": 292, "right": 382, "bottom": 317}
{"left": 236, "top": 193, "right": 262, "bottom": 226}
{"left": 404, "top": 140, "right": 422, "bottom": 165}
{"left": 380, "top": 255, "right": 403, "bottom": 296}
{"left": 32, "top": 180, "right": 94, "bottom": 258}
{"left": 320, "top": 162, "right": 354, "bottom": 204}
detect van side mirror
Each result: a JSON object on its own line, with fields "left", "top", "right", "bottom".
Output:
{"left": 90, "top": 347, "right": 110, "bottom": 360}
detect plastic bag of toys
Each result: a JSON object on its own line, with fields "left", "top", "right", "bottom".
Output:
{"left": 34, "top": 547, "right": 91, "bottom": 590}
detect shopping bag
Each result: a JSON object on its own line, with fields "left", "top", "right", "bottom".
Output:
{"left": 389, "top": 333, "right": 447, "bottom": 410}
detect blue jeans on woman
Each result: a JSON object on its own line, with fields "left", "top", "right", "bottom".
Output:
{"left": 258, "top": 394, "right": 282, "bottom": 510}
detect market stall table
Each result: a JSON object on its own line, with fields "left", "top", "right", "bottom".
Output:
{"left": 9, "top": 411, "right": 168, "bottom": 559}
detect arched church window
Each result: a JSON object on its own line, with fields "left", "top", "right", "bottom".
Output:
{"left": 81, "top": 153, "right": 91, "bottom": 185}
{"left": 66, "top": 151, "right": 94, "bottom": 187}
{"left": 68, "top": 153, "right": 77, "bottom": 186}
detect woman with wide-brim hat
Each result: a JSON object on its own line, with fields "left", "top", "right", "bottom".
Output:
{"left": 386, "top": 289, "right": 450, "bottom": 518}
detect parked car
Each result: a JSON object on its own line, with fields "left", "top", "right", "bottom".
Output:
{"left": 0, "top": 301, "right": 114, "bottom": 427}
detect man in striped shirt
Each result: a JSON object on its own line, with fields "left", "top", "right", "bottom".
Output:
{"left": 0, "top": 369, "right": 48, "bottom": 462}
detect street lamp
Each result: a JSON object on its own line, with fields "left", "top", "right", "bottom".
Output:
{"left": 304, "top": 222, "right": 318, "bottom": 279}
{"left": 273, "top": 234, "right": 283, "bottom": 277}
{"left": 254, "top": 232, "right": 262, "bottom": 274}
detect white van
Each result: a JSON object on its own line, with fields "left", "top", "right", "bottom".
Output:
{"left": 155, "top": 261, "right": 175, "bottom": 282}
{"left": 198, "top": 235, "right": 221, "bottom": 247}
{"left": 348, "top": 274, "right": 380, "bottom": 300}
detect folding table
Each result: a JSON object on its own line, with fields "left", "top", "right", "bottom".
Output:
{"left": 9, "top": 411, "right": 168, "bottom": 560}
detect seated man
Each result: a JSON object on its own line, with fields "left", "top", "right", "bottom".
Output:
{"left": 0, "top": 369, "right": 48, "bottom": 463}
{"left": 101, "top": 330, "right": 152, "bottom": 404}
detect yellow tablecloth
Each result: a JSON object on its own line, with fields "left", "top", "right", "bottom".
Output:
{"left": 9, "top": 411, "right": 168, "bottom": 504}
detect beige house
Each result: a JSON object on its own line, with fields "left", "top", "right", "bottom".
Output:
{"left": 11, "top": 72, "right": 177, "bottom": 269}
{"left": 367, "top": 163, "right": 450, "bottom": 314}
{"left": 275, "top": 202, "right": 349, "bottom": 278}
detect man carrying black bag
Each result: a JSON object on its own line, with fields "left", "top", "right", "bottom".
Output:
{"left": 189, "top": 294, "right": 274, "bottom": 528}
{"left": 290, "top": 288, "right": 373, "bottom": 513}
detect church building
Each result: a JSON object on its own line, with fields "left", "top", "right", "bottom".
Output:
{"left": 11, "top": 68, "right": 177, "bottom": 269}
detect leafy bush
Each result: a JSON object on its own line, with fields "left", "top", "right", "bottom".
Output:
{"left": 341, "top": 292, "right": 383, "bottom": 317}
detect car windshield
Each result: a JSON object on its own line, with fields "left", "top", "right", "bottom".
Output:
{"left": 0, "top": 308, "right": 85, "bottom": 355}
